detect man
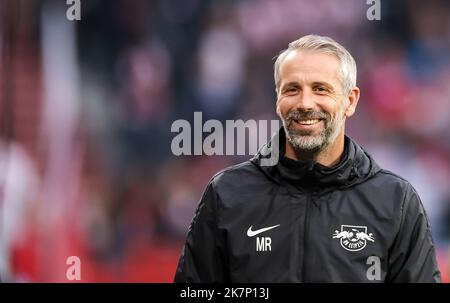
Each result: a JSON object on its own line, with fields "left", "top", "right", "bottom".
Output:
{"left": 174, "top": 35, "right": 442, "bottom": 282}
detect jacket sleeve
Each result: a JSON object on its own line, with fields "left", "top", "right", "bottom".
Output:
{"left": 386, "top": 185, "right": 442, "bottom": 282}
{"left": 174, "top": 181, "right": 228, "bottom": 283}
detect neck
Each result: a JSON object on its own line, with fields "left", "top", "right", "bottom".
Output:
{"left": 284, "top": 133, "right": 345, "bottom": 167}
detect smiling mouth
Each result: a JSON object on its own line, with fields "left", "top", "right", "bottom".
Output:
{"left": 292, "top": 118, "right": 323, "bottom": 126}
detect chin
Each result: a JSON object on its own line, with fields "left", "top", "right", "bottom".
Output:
{"left": 290, "top": 136, "right": 326, "bottom": 153}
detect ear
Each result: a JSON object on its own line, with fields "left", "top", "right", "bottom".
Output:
{"left": 344, "top": 87, "right": 360, "bottom": 118}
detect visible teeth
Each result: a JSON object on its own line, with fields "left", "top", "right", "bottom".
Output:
{"left": 298, "top": 119, "right": 319, "bottom": 125}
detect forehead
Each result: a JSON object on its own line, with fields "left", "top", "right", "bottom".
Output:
{"left": 279, "top": 50, "right": 341, "bottom": 86}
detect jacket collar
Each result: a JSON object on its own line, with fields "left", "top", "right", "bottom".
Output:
{"left": 251, "top": 128, "right": 380, "bottom": 194}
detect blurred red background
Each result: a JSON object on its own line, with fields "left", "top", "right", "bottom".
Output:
{"left": 1, "top": 0, "right": 449, "bottom": 282}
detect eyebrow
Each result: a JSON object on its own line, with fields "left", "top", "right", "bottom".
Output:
{"left": 280, "top": 82, "right": 300, "bottom": 90}
{"left": 280, "top": 81, "right": 335, "bottom": 90}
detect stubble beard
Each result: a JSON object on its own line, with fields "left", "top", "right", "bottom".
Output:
{"left": 282, "top": 106, "right": 346, "bottom": 155}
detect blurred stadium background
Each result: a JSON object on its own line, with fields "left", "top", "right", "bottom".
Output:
{"left": 0, "top": 0, "right": 449, "bottom": 282}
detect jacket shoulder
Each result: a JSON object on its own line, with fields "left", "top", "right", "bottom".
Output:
{"left": 372, "top": 169, "right": 416, "bottom": 191}
{"left": 206, "top": 160, "right": 270, "bottom": 204}
{"left": 210, "top": 160, "right": 263, "bottom": 187}
{"left": 369, "top": 169, "right": 421, "bottom": 210}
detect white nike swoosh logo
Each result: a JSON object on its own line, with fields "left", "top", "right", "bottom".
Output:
{"left": 247, "top": 224, "right": 281, "bottom": 237}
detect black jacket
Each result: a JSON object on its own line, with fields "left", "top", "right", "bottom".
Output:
{"left": 174, "top": 129, "right": 442, "bottom": 282}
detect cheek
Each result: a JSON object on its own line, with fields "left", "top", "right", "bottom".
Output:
{"left": 326, "top": 93, "right": 341, "bottom": 104}
{"left": 320, "top": 96, "right": 346, "bottom": 117}
{"left": 276, "top": 105, "right": 282, "bottom": 119}
{"left": 276, "top": 99, "right": 289, "bottom": 118}
{"left": 277, "top": 97, "right": 297, "bottom": 116}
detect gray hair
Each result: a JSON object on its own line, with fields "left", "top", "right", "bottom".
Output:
{"left": 274, "top": 34, "right": 357, "bottom": 95}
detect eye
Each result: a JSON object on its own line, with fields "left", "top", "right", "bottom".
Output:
{"left": 313, "top": 86, "right": 330, "bottom": 94}
{"left": 284, "top": 87, "right": 298, "bottom": 95}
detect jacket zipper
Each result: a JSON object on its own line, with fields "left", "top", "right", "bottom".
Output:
{"left": 302, "top": 192, "right": 311, "bottom": 282}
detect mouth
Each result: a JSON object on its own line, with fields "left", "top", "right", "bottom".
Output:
{"left": 293, "top": 118, "right": 322, "bottom": 126}
{"left": 289, "top": 117, "right": 326, "bottom": 133}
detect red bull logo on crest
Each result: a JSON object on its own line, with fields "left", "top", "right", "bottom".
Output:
{"left": 332, "top": 225, "right": 375, "bottom": 252}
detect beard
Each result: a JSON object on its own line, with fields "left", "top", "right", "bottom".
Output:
{"left": 281, "top": 106, "right": 345, "bottom": 154}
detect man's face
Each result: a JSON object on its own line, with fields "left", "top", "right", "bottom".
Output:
{"left": 276, "top": 50, "right": 355, "bottom": 154}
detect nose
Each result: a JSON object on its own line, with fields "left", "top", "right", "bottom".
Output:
{"left": 294, "top": 88, "right": 315, "bottom": 111}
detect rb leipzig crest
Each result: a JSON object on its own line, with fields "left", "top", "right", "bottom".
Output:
{"left": 332, "top": 225, "right": 375, "bottom": 252}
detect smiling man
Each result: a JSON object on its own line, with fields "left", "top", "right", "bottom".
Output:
{"left": 275, "top": 45, "right": 358, "bottom": 167}
{"left": 174, "top": 35, "right": 442, "bottom": 283}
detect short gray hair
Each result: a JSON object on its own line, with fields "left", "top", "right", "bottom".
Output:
{"left": 274, "top": 34, "right": 357, "bottom": 95}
